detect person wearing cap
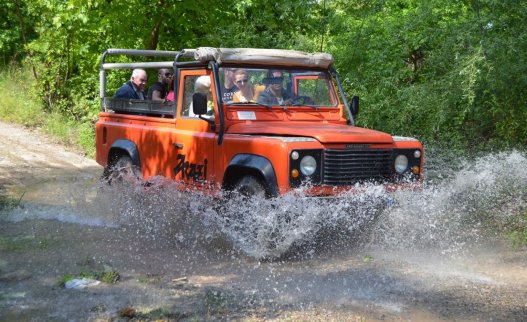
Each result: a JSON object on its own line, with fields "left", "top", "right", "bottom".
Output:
{"left": 257, "top": 70, "right": 292, "bottom": 106}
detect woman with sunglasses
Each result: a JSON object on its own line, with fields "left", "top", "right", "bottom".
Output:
{"left": 233, "top": 69, "right": 259, "bottom": 103}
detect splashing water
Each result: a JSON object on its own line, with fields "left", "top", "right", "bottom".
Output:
{"left": 4, "top": 150, "right": 527, "bottom": 259}
{"left": 370, "top": 150, "right": 527, "bottom": 255}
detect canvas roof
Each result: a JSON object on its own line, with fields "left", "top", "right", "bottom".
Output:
{"left": 184, "top": 47, "right": 334, "bottom": 69}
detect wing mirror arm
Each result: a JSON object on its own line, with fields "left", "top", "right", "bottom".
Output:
{"left": 192, "top": 93, "right": 216, "bottom": 131}
{"left": 199, "top": 115, "right": 216, "bottom": 131}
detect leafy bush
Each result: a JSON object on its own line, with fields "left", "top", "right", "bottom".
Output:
{"left": 0, "top": 67, "right": 45, "bottom": 126}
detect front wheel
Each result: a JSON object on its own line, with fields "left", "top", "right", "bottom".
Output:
{"left": 103, "top": 154, "right": 141, "bottom": 185}
{"left": 233, "top": 175, "right": 266, "bottom": 199}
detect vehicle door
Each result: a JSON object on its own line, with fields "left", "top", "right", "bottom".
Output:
{"left": 170, "top": 69, "right": 217, "bottom": 188}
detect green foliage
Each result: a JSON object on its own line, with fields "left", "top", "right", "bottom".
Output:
{"left": 326, "top": 0, "right": 527, "bottom": 149}
{"left": 0, "top": 0, "right": 38, "bottom": 65}
{"left": 507, "top": 210, "right": 527, "bottom": 248}
{"left": 58, "top": 264, "right": 120, "bottom": 287}
{"left": 1, "top": 0, "right": 527, "bottom": 151}
{"left": 0, "top": 66, "right": 97, "bottom": 157}
{"left": 0, "top": 192, "right": 24, "bottom": 213}
{"left": 0, "top": 67, "right": 45, "bottom": 126}
{"left": 0, "top": 235, "right": 51, "bottom": 252}
{"left": 204, "top": 289, "right": 230, "bottom": 315}
{"left": 57, "top": 274, "right": 75, "bottom": 287}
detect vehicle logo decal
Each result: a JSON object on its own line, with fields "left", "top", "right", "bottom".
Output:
{"left": 174, "top": 154, "right": 207, "bottom": 182}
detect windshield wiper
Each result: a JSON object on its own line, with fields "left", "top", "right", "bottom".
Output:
{"left": 226, "top": 101, "right": 273, "bottom": 109}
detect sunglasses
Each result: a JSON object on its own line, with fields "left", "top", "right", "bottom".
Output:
{"left": 236, "top": 79, "right": 249, "bottom": 85}
{"left": 164, "top": 73, "right": 173, "bottom": 77}
{"left": 269, "top": 77, "right": 283, "bottom": 84}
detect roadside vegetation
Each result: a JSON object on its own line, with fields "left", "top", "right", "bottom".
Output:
{"left": 58, "top": 264, "right": 120, "bottom": 287}
{"left": 0, "top": 68, "right": 95, "bottom": 156}
{"left": 1, "top": 0, "right": 526, "bottom": 244}
{"left": 508, "top": 211, "right": 527, "bottom": 248}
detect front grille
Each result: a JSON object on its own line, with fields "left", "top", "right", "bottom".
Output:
{"left": 323, "top": 149, "right": 394, "bottom": 185}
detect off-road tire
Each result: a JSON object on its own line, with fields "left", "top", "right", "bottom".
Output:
{"left": 234, "top": 175, "right": 266, "bottom": 199}
{"left": 103, "top": 154, "right": 141, "bottom": 185}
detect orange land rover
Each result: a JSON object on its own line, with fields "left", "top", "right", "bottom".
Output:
{"left": 96, "top": 48, "right": 423, "bottom": 197}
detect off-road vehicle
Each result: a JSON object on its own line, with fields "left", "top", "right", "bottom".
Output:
{"left": 96, "top": 48, "right": 423, "bottom": 197}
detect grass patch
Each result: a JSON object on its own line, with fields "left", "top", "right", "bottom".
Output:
{"left": 42, "top": 113, "right": 74, "bottom": 144}
{"left": 119, "top": 306, "right": 195, "bottom": 320}
{"left": 0, "top": 194, "right": 21, "bottom": 212}
{"left": 137, "top": 274, "right": 163, "bottom": 285}
{"left": 204, "top": 289, "right": 230, "bottom": 315}
{"left": 0, "top": 67, "right": 45, "bottom": 127}
{"left": 0, "top": 66, "right": 96, "bottom": 157}
{"left": 58, "top": 264, "right": 120, "bottom": 287}
{"left": 507, "top": 211, "right": 527, "bottom": 248}
{"left": 41, "top": 113, "right": 95, "bottom": 157}
{"left": 0, "top": 235, "right": 52, "bottom": 252}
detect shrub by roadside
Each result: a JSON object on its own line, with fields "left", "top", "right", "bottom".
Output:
{"left": 0, "top": 66, "right": 95, "bottom": 157}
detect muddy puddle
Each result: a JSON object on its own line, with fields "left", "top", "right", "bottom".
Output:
{"left": 1, "top": 126, "right": 527, "bottom": 321}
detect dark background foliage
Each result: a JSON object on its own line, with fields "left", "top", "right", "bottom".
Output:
{"left": 1, "top": 0, "right": 526, "bottom": 150}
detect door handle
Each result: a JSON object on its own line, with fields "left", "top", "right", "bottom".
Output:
{"left": 172, "top": 143, "right": 184, "bottom": 149}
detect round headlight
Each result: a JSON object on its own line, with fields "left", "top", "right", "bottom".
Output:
{"left": 300, "top": 155, "right": 317, "bottom": 176}
{"left": 414, "top": 150, "right": 421, "bottom": 158}
{"left": 291, "top": 151, "right": 299, "bottom": 160}
{"left": 394, "top": 155, "right": 408, "bottom": 174}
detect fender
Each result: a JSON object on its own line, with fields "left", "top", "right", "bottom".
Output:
{"left": 226, "top": 154, "right": 279, "bottom": 197}
{"left": 109, "top": 139, "right": 141, "bottom": 167}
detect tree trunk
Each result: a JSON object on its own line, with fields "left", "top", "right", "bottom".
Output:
{"left": 146, "top": 0, "right": 167, "bottom": 50}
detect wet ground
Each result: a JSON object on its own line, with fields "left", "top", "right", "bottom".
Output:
{"left": 1, "top": 120, "right": 526, "bottom": 321}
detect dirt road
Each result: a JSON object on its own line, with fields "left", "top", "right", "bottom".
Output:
{"left": 1, "top": 120, "right": 526, "bottom": 321}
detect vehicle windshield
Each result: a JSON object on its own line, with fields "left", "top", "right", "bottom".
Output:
{"left": 220, "top": 67, "right": 338, "bottom": 108}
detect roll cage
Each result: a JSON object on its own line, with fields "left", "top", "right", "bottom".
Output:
{"left": 99, "top": 47, "right": 357, "bottom": 144}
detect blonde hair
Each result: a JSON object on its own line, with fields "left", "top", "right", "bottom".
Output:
{"left": 233, "top": 69, "right": 248, "bottom": 78}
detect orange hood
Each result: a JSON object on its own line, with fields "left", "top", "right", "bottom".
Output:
{"left": 226, "top": 122, "right": 394, "bottom": 144}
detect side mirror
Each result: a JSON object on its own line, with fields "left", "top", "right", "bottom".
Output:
{"left": 192, "top": 92, "right": 208, "bottom": 115}
{"left": 351, "top": 95, "right": 359, "bottom": 116}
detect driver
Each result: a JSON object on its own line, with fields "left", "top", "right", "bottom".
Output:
{"left": 257, "top": 70, "right": 292, "bottom": 106}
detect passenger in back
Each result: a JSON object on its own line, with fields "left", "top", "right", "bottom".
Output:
{"left": 114, "top": 69, "right": 147, "bottom": 100}
{"left": 221, "top": 68, "right": 237, "bottom": 103}
{"left": 147, "top": 68, "right": 173, "bottom": 101}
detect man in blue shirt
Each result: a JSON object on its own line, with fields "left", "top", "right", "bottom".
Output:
{"left": 114, "top": 69, "right": 147, "bottom": 99}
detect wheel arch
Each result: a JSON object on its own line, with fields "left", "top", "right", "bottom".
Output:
{"left": 223, "top": 154, "right": 279, "bottom": 197}
{"left": 108, "top": 139, "right": 141, "bottom": 168}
